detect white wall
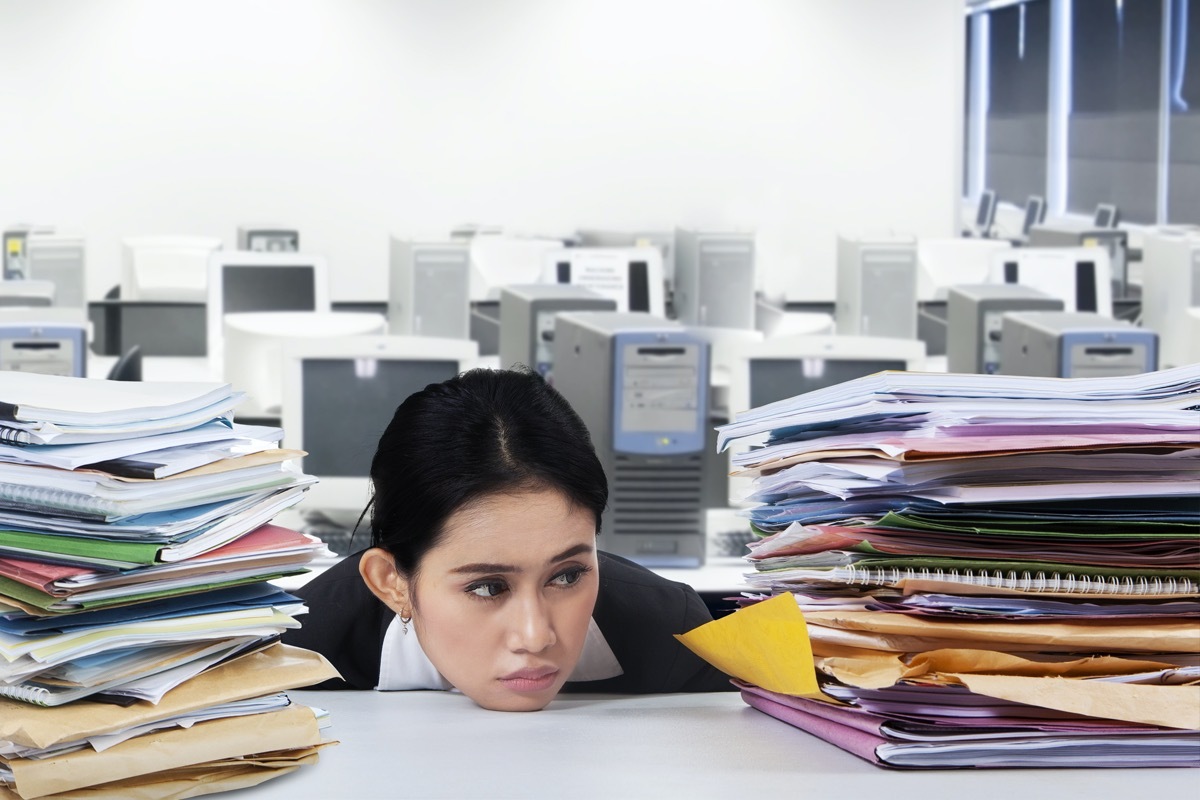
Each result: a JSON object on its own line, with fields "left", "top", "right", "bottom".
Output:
{"left": 0, "top": 0, "right": 964, "bottom": 303}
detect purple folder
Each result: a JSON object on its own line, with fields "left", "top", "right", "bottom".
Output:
{"left": 738, "top": 683, "right": 1199, "bottom": 769}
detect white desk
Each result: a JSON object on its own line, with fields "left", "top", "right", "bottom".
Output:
{"left": 86, "top": 354, "right": 213, "bottom": 382}
{"left": 236, "top": 690, "right": 1191, "bottom": 799}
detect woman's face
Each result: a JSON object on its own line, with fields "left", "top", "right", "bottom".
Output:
{"left": 403, "top": 488, "right": 599, "bottom": 711}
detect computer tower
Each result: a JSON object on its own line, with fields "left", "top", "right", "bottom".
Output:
{"left": 836, "top": 235, "right": 918, "bottom": 339}
{"left": 237, "top": 226, "right": 299, "bottom": 252}
{"left": 673, "top": 229, "right": 756, "bottom": 329}
{"left": 553, "top": 312, "right": 709, "bottom": 567}
{"left": 1141, "top": 230, "right": 1200, "bottom": 369}
{"left": 25, "top": 232, "right": 86, "bottom": 313}
{"left": 3, "top": 227, "right": 32, "bottom": 280}
{"left": 498, "top": 284, "right": 616, "bottom": 380}
{"left": 999, "top": 311, "right": 1157, "bottom": 379}
{"left": 946, "top": 284, "right": 1063, "bottom": 374}
{"left": 0, "top": 311, "right": 87, "bottom": 377}
{"left": 388, "top": 239, "right": 471, "bottom": 340}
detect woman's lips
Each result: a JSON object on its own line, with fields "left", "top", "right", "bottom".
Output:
{"left": 499, "top": 667, "right": 559, "bottom": 693}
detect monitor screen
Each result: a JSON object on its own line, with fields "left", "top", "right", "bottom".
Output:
{"left": 749, "top": 357, "right": 906, "bottom": 408}
{"left": 1002, "top": 258, "right": 1098, "bottom": 313}
{"left": 300, "top": 358, "right": 459, "bottom": 478}
{"left": 223, "top": 265, "right": 316, "bottom": 314}
{"left": 1022, "top": 196, "right": 1045, "bottom": 235}
{"left": 975, "top": 190, "right": 997, "bottom": 228}
{"left": 1093, "top": 204, "right": 1118, "bottom": 229}
{"left": 543, "top": 247, "right": 664, "bottom": 316}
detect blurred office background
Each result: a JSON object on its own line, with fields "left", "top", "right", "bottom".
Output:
{"left": 0, "top": 0, "right": 964, "bottom": 303}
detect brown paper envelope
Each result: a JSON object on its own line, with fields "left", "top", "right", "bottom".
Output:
{"left": 84, "top": 449, "right": 308, "bottom": 484}
{"left": 803, "top": 610, "right": 1200, "bottom": 654}
{"left": 0, "top": 744, "right": 330, "bottom": 800}
{"left": 0, "top": 644, "right": 338, "bottom": 750}
{"left": 7, "top": 704, "right": 321, "bottom": 798}
{"left": 948, "top": 673, "right": 1200, "bottom": 731}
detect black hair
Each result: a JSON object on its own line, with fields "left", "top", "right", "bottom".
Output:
{"left": 367, "top": 366, "right": 608, "bottom": 576}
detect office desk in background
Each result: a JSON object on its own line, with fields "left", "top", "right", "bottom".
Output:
{"left": 235, "top": 690, "right": 1190, "bottom": 799}
{"left": 88, "top": 299, "right": 208, "bottom": 357}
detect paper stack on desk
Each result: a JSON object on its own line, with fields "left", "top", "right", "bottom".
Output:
{"left": 694, "top": 364, "right": 1200, "bottom": 769}
{"left": 0, "top": 373, "right": 339, "bottom": 798}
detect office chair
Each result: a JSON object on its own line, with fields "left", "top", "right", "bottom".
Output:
{"left": 107, "top": 345, "right": 143, "bottom": 381}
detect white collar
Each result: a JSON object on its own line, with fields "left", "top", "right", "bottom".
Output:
{"left": 376, "top": 614, "right": 623, "bottom": 691}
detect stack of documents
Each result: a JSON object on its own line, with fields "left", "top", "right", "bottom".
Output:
{"left": 698, "top": 365, "right": 1200, "bottom": 768}
{"left": 0, "top": 373, "right": 339, "bottom": 797}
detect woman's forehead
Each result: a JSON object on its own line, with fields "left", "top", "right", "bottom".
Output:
{"left": 430, "top": 489, "right": 597, "bottom": 560}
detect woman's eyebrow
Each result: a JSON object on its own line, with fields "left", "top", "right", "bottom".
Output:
{"left": 549, "top": 543, "right": 593, "bottom": 564}
{"left": 449, "top": 543, "right": 594, "bottom": 576}
{"left": 450, "top": 562, "right": 516, "bottom": 575}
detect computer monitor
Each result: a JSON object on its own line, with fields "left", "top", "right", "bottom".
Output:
{"left": 1093, "top": 203, "right": 1120, "bottom": 229}
{"left": 540, "top": 246, "right": 666, "bottom": 317}
{"left": 281, "top": 335, "right": 479, "bottom": 527}
{"left": 121, "top": 235, "right": 223, "bottom": 302}
{"left": 466, "top": 234, "right": 568, "bottom": 301}
{"left": 1021, "top": 195, "right": 1047, "bottom": 236}
{"left": 974, "top": 189, "right": 997, "bottom": 237}
{"left": 224, "top": 311, "right": 387, "bottom": 418}
{"left": 575, "top": 229, "right": 676, "bottom": 287}
{"left": 987, "top": 246, "right": 1114, "bottom": 317}
{"left": 673, "top": 228, "right": 756, "bottom": 329}
{"left": 388, "top": 239, "right": 471, "bottom": 340}
{"left": 916, "top": 237, "right": 1012, "bottom": 301}
{"left": 728, "top": 334, "right": 926, "bottom": 417}
{"left": 237, "top": 226, "right": 299, "bottom": 252}
{"left": 206, "top": 251, "right": 330, "bottom": 374}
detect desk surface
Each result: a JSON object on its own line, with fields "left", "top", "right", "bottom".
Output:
{"left": 234, "top": 690, "right": 1192, "bottom": 799}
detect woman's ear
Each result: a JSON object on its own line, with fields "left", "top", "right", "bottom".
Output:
{"left": 359, "top": 547, "right": 412, "bottom": 617}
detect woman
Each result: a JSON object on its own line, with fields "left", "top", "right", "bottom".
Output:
{"left": 283, "top": 367, "right": 731, "bottom": 711}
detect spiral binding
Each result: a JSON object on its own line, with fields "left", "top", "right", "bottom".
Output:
{"left": 0, "top": 682, "right": 52, "bottom": 706}
{"left": 837, "top": 565, "right": 1200, "bottom": 596}
{"left": 0, "top": 484, "right": 117, "bottom": 516}
{"left": 0, "top": 426, "right": 32, "bottom": 446}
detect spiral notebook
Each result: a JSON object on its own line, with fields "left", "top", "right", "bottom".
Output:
{"left": 784, "top": 564, "right": 1200, "bottom": 599}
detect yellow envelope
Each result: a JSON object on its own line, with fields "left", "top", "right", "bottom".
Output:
{"left": 675, "top": 593, "right": 820, "bottom": 696}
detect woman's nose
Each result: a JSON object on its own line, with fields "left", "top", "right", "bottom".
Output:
{"left": 508, "top": 594, "right": 556, "bottom": 653}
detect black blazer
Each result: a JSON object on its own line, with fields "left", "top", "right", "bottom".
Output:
{"left": 282, "top": 549, "right": 733, "bottom": 693}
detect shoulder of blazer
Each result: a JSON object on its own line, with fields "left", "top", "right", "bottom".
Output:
{"left": 280, "top": 550, "right": 392, "bottom": 690}
{"left": 574, "top": 550, "right": 734, "bottom": 694}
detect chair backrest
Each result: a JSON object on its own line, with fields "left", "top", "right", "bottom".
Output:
{"left": 107, "top": 345, "right": 144, "bottom": 381}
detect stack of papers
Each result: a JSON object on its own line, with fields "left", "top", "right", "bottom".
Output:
{"left": 701, "top": 365, "right": 1200, "bottom": 768}
{"left": 0, "top": 373, "right": 339, "bottom": 797}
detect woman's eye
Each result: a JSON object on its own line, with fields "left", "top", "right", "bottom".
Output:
{"left": 549, "top": 567, "right": 588, "bottom": 587}
{"left": 467, "top": 581, "right": 507, "bottom": 598}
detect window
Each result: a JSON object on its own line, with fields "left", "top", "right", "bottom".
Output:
{"left": 1068, "top": 0, "right": 1163, "bottom": 223}
{"left": 986, "top": 0, "right": 1051, "bottom": 207}
{"left": 1168, "top": 0, "right": 1199, "bottom": 222}
{"left": 965, "top": 0, "right": 1199, "bottom": 227}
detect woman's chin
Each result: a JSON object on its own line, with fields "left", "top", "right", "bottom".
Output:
{"left": 470, "top": 686, "right": 559, "bottom": 712}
